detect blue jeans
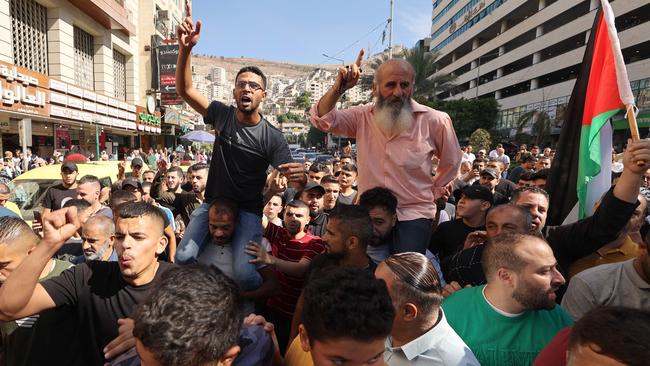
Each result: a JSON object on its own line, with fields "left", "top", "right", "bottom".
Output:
{"left": 392, "top": 218, "right": 433, "bottom": 254}
{"left": 175, "top": 203, "right": 263, "bottom": 291}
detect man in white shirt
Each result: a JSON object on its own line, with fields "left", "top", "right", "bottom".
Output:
{"left": 377, "top": 252, "right": 479, "bottom": 365}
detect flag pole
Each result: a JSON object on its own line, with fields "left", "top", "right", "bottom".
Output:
{"left": 626, "top": 104, "right": 645, "bottom": 166}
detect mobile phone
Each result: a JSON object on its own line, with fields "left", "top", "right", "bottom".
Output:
{"left": 33, "top": 211, "right": 42, "bottom": 223}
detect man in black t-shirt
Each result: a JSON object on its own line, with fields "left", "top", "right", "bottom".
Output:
{"left": 430, "top": 185, "right": 493, "bottom": 261}
{"left": 42, "top": 161, "right": 79, "bottom": 215}
{"left": 0, "top": 202, "right": 172, "bottom": 365}
{"left": 174, "top": 4, "right": 305, "bottom": 293}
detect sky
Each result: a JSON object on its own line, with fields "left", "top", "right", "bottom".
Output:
{"left": 190, "top": 1, "right": 432, "bottom": 65}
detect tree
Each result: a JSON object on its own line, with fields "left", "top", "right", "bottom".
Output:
{"left": 294, "top": 92, "right": 312, "bottom": 111}
{"left": 515, "top": 110, "right": 552, "bottom": 146}
{"left": 306, "top": 126, "right": 327, "bottom": 148}
{"left": 421, "top": 97, "right": 499, "bottom": 140}
{"left": 469, "top": 128, "right": 492, "bottom": 152}
{"left": 404, "top": 47, "right": 456, "bottom": 101}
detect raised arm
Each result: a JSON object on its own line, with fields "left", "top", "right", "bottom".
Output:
{"left": 316, "top": 49, "right": 364, "bottom": 117}
{"left": 175, "top": 2, "right": 209, "bottom": 117}
{"left": 0, "top": 208, "right": 78, "bottom": 320}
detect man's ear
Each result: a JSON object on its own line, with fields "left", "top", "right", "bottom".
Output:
{"left": 156, "top": 234, "right": 168, "bottom": 256}
{"left": 347, "top": 236, "right": 359, "bottom": 251}
{"left": 497, "top": 267, "right": 516, "bottom": 288}
{"left": 218, "top": 345, "right": 240, "bottom": 366}
{"left": 299, "top": 324, "right": 311, "bottom": 352}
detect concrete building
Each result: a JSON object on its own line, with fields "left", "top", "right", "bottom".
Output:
{"left": 0, "top": 0, "right": 145, "bottom": 157}
{"left": 425, "top": 0, "right": 650, "bottom": 133}
{"left": 210, "top": 66, "right": 226, "bottom": 84}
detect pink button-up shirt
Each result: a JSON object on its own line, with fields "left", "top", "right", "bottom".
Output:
{"left": 310, "top": 99, "right": 461, "bottom": 221}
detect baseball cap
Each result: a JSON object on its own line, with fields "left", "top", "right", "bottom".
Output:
{"left": 455, "top": 185, "right": 494, "bottom": 205}
{"left": 298, "top": 182, "right": 325, "bottom": 197}
{"left": 61, "top": 161, "right": 78, "bottom": 172}
{"left": 480, "top": 168, "right": 500, "bottom": 179}
{"left": 122, "top": 177, "right": 142, "bottom": 190}
{"left": 131, "top": 157, "right": 144, "bottom": 167}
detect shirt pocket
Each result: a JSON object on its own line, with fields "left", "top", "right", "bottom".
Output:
{"left": 392, "top": 145, "right": 430, "bottom": 172}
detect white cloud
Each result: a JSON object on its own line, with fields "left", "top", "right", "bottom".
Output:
{"left": 396, "top": 3, "right": 431, "bottom": 40}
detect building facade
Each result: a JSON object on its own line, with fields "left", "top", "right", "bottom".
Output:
{"left": 425, "top": 0, "right": 650, "bottom": 134}
{"left": 0, "top": 0, "right": 153, "bottom": 158}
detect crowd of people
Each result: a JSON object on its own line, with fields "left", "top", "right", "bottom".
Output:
{"left": 1, "top": 6, "right": 650, "bottom": 366}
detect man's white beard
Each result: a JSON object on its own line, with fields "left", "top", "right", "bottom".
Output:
{"left": 373, "top": 96, "right": 414, "bottom": 135}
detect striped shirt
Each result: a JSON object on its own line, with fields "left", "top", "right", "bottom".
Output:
{"left": 265, "top": 223, "right": 325, "bottom": 317}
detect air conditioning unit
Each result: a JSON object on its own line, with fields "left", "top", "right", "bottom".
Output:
{"left": 157, "top": 10, "right": 169, "bottom": 20}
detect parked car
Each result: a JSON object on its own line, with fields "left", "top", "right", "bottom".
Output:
{"left": 314, "top": 154, "right": 334, "bottom": 163}
{"left": 9, "top": 161, "right": 143, "bottom": 221}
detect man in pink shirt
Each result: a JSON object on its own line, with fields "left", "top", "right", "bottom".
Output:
{"left": 310, "top": 49, "right": 461, "bottom": 254}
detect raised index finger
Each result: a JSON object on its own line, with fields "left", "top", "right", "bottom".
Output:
{"left": 355, "top": 49, "right": 365, "bottom": 67}
{"left": 186, "top": 1, "right": 192, "bottom": 18}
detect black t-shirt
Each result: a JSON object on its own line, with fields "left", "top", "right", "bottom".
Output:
{"left": 429, "top": 219, "right": 485, "bottom": 260}
{"left": 40, "top": 261, "right": 173, "bottom": 364}
{"left": 205, "top": 101, "right": 292, "bottom": 214}
{"left": 42, "top": 183, "right": 77, "bottom": 210}
{"left": 307, "top": 212, "right": 328, "bottom": 237}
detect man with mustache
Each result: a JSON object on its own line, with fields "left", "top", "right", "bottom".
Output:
{"left": 175, "top": 2, "right": 305, "bottom": 296}
{"left": 442, "top": 232, "right": 574, "bottom": 366}
{"left": 310, "top": 50, "right": 461, "bottom": 254}
{"left": 0, "top": 202, "right": 172, "bottom": 364}
{"left": 73, "top": 215, "right": 117, "bottom": 264}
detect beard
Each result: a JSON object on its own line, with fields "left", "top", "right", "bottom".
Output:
{"left": 512, "top": 279, "right": 558, "bottom": 310}
{"left": 85, "top": 240, "right": 111, "bottom": 261}
{"left": 373, "top": 94, "right": 414, "bottom": 135}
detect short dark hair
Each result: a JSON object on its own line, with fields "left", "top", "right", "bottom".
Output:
{"left": 302, "top": 267, "right": 394, "bottom": 344}
{"left": 308, "top": 163, "right": 329, "bottom": 174}
{"left": 519, "top": 153, "right": 536, "bottom": 163}
{"left": 285, "top": 199, "right": 309, "bottom": 211}
{"left": 117, "top": 201, "right": 166, "bottom": 235}
{"left": 328, "top": 205, "right": 372, "bottom": 249}
{"left": 359, "top": 187, "right": 397, "bottom": 215}
{"left": 487, "top": 204, "right": 533, "bottom": 231}
{"left": 532, "top": 168, "right": 550, "bottom": 181}
{"left": 143, "top": 170, "right": 156, "bottom": 176}
{"left": 569, "top": 306, "right": 650, "bottom": 366}
{"left": 190, "top": 162, "right": 209, "bottom": 172}
{"left": 208, "top": 197, "right": 239, "bottom": 219}
{"left": 133, "top": 265, "right": 242, "bottom": 366}
{"left": 320, "top": 175, "right": 339, "bottom": 185}
{"left": 62, "top": 198, "right": 92, "bottom": 213}
{"left": 110, "top": 190, "right": 137, "bottom": 209}
{"left": 340, "top": 163, "right": 358, "bottom": 174}
{"left": 518, "top": 171, "right": 535, "bottom": 182}
{"left": 473, "top": 157, "right": 488, "bottom": 165}
{"left": 384, "top": 252, "right": 443, "bottom": 314}
{"left": 166, "top": 167, "right": 183, "bottom": 177}
{"left": 510, "top": 186, "right": 549, "bottom": 203}
{"left": 236, "top": 66, "right": 267, "bottom": 89}
{"left": 141, "top": 181, "right": 153, "bottom": 191}
{"left": 482, "top": 232, "right": 546, "bottom": 278}
{"left": 78, "top": 175, "right": 100, "bottom": 186}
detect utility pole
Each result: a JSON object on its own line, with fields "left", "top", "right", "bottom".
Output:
{"left": 388, "top": 0, "right": 394, "bottom": 58}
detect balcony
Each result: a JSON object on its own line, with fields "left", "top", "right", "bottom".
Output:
{"left": 68, "top": 0, "right": 136, "bottom": 36}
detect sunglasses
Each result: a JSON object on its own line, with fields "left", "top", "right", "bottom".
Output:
{"left": 235, "top": 80, "right": 264, "bottom": 91}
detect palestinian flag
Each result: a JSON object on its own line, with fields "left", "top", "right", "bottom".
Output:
{"left": 546, "top": 0, "right": 635, "bottom": 226}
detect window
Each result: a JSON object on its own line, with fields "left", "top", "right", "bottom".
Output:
{"left": 113, "top": 49, "right": 127, "bottom": 100}
{"left": 74, "top": 26, "right": 94, "bottom": 89}
{"left": 10, "top": 0, "right": 48, "bottom": 74}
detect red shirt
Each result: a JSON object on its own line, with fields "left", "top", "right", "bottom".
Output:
{"left": 533, "top": 325, "right": 572, "bottom": 366}
{"left": 265, "top": 223, "right": 325, "bottom": 317}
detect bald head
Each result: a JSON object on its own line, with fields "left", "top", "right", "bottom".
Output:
{"left": 374, "top": 58, "right": 415, "bottom": 84}
{"left": 83, "top": 215, "right": 115, "bottom": 237}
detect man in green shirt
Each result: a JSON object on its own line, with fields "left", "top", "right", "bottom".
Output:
{"left": 442, "top": 232, "right": 573, "bottom": 366}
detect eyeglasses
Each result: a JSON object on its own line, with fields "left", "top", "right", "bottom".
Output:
{"left": 235, "top": 80, "right": 264, "bottom": 91}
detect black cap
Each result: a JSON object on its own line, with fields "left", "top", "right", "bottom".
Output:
{"left": 61, "top": 161, "right": 78, "bottom": 172}
{"left": 302, "top": 181, "right": 325, "bottom": 196}
{"left": 480, "top": 168, "right": 500, "bottom": 179}
{"left": 122, "top": 177, "right": 142, "bottom": 190}
{"left": 455, "top": 185, "right": 494, "bottom": 205}
{"left": 131, "top": 157, "right": 144, "bottom": 167}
